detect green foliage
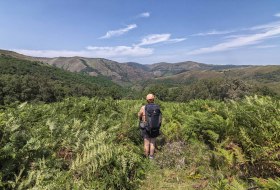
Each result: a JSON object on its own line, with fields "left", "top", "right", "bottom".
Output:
{"left": 143, "top": 78, "right": 279, "bottom": 102}
{"left": 254, "top": 69, "right": 280, "bottom": 82}
{"left": 158, "top": 96, "right": 279, "bottom": 188}
{"left": 0, "top": 55, "right": 136, "bottom": 105}
{"left": 0, "top": 95, "right": 279, "bottom": 189}
{"left": 0, "top": 98, "right": 145, "bottom": 189}
{"left": 212, "top": 177, "right": 248, "bottom": 190}
{"left": 252, "top": 177, "right": 280, "bottom": 190}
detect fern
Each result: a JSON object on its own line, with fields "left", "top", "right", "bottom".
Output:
{"left": 0, "top": 96, "right": 279, "bottom": 189}
{"left": 252, "top": 177, "right": 280, "bottom": 189}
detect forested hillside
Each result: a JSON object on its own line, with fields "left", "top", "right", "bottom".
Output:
{"left": 0, "top": 55, "right": 135, "bottom": 105}
{"left": 141, "top": 77, "right": 279, "bottom": 102}
{"left": 0, "top": 96, "right": 279, "bottom": 189}
{"left": 1, "top": 49, "right": 280, "bottom": 102}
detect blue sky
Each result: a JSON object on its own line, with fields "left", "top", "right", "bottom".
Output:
{"left": 0, "top": 0, "right": 280, "bottom": 65}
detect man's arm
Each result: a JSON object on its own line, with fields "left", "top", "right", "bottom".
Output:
{"left": 138, "top": 106, "right": 145, "bottom": 121}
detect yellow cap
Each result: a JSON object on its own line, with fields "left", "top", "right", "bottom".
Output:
{"left": 146, "top": 94, "right": 155, "bottom": 100}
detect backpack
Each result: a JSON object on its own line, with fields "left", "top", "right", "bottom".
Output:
{"left": 144, "top": 103, "right": 162, "bottom": 136}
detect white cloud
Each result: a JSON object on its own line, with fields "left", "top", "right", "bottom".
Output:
{"left": 168, "top": 38, "right": 187, "bottom": 43}
{"left": 137, "top": 34, "right": 186, "bottom": 46}
{"left": 13, "top": 33, "right": 185, "bottom": 59}
{"left": 254, "top": 45, "right": 277, "bottom": 49}
{"left": 188, "top": 22, "right": 280, "bottom": 55}
{"left": 99, "top": 24, "right": 137, "bottom": 39}
{"left": 191, "top": 30, "right": 234, "bottom": 36}
{"left": 13, "top": 45, "right": 153, "bottom": 58}
{"left": 138, "top": 12, "right": 150, "bottom": 18}
{"left": 249, "top": 21, "right": 280, "bottom": 31}
{"left": 193, "top": 22, "right": 280, "bottom": 38}
{"left": 86, "top": 46, "right": 153, "bottom": 57}
{"left": 223, "top": 34, "right": 249, "bottom": 39}
{"left": 138, "top": 34, "right": 171, "bottom": 46}
{"left": 13, "top": 49, "right": 88, "bottom": 58}
{"left": 275, "top": 13, "right": 280, "bottom": 17}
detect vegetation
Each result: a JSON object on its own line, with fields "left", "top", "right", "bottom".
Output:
{"left": 0, "top": 96, "right": 279, "bottom": 189}
{"left": 142, "top": 78, "right": 279, "bottom": 102}
{"left": 1, "top": 54, "right": 279, "bottom": 106}
{"left": 0, "top": 98, "right": 146, "bottom": 189}
{"left": 0, "top": 55, "right": 137, "bottom": 105}
{"left": 0, "top": 53, "right": 279, "bottom": 189}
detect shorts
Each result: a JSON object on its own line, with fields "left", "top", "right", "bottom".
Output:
{"left": 139, "top": 121, "right": 160, "bottom": 138}
{"left": 140, "top": 128, "right": 160, "bottom": 139}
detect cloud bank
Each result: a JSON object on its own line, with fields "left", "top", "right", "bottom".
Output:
{"left": 14, "top": 45, "right": 153, "bottom": 59}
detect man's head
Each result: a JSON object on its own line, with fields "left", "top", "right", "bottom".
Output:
{"left": 146, "top": 93, "right": 155, "bottom": 103}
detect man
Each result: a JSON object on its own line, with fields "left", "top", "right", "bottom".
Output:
{"left": 138, "top": 94, "right": 161, "bottom": 159}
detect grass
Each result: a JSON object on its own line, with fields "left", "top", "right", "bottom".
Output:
{"left": 140, "top": 141, "right": 215, "bottom": 190}
{"left": 140, "top": 166, "right": 199, "bottom": 190}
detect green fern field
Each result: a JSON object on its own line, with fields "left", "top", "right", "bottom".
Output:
{"left": 0, "top": 96, "right": 279, "bottom": 189}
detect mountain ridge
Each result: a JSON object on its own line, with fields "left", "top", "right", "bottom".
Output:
{"left": 0, "top": 49, "right": 254, "bottom": 85}
{"left": 1, "top": 49, "right": 280, "bottom": 97}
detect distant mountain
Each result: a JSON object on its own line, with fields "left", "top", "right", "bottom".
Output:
{"left": 0, "top": 49, "right": 279, "bottom": 94}
{"left": 0, "top": 50, "right": 153, "bottom": 85}
{"left": 1, "top": 49, "right": 280, "bottom": 103}
{"left": 0, "top": 50, "right": 247, "bottom": 84}
{"left": 147, "top": 61, "right": 214, "bottom": 77}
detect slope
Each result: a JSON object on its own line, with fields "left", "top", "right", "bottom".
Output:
{"left": 0, "top": 54, "right": 131, "bottom": 105}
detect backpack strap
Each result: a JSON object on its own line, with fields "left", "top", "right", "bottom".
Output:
{"left": 144, "top": 103, "right": 153, "bottom": 120}
{"left": 144, "top": 104, "right": 148, "bottom": 122}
